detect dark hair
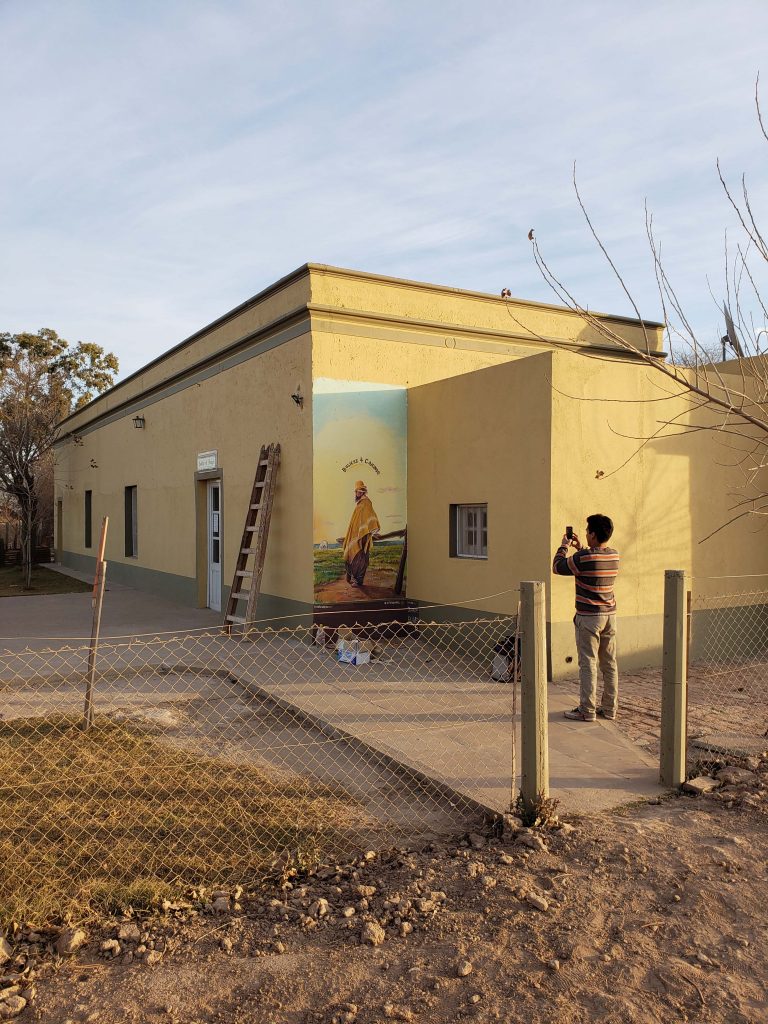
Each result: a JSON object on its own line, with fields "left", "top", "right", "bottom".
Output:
{"left": 587, "top": 513, "right": 613, "bottom": 544}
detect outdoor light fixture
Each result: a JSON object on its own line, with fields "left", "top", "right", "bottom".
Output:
{"left": 290, "top": 386, "right": 304, "bottom": 409}
{"left": 132, "top": 415, "right": 146, "bottom": 429}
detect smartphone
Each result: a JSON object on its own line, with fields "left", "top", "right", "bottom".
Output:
{"left": 565, "top": 525, "right": 573, "bottom": 540}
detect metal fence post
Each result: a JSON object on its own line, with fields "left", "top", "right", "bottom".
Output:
{"left": 660, "top": 569, "right": 687, "bottom": 786}
{"left": 519, "top": 580, "right": 549, "bottom": 814}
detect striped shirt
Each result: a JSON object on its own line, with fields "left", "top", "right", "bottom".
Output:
{"left": 552, "top": 545, "right": 619, "bottom": 615}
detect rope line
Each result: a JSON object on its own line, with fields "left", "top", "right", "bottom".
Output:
{"left": 687, "top": 572, "right": 768, "bottom": 580}
{"left": 0, "top": 588, "right": 520, "bottom": 644}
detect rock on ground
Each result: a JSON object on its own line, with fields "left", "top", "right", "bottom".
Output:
{"left": 683, "top": 776, "right": 721, "bottom": 794}
{"left": 361, "top": 921, "right": 385, "bottom": 947}
{"left": 55, "top": 929, "right": 87, "bottom": 956}
{"left": 717, "top": 767, "right": 758, "bottom": 786}
{"left": 0, "top": 996, "right": 26, "bottom": 1020}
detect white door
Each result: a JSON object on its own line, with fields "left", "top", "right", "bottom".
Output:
{"left": 207, "top": 481, "right": 222, "bottom": 612}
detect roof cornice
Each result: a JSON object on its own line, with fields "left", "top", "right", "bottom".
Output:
{"left": 307, "top": 303, "right": 666, "bottom": 360}
{"left": 306, "top": 263, "right": 666, "bottom": 331}
{"left": 58, "top": 262, "right": 665, "bottom": 432}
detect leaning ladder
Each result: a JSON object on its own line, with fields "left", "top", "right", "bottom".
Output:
{"left": 223, "top": 442, "right": 280, "bottom": 634}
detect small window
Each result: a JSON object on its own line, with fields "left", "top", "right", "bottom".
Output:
{"left": 450, "top": 503, "right": 488, "bottom": 559}
{"left": 125, "top": 486, "right": 138, "bottom": 557}
{"left": 84, "top": 491, "right": 92, "bottom": 549}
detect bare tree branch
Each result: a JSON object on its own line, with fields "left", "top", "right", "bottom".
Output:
{"left": 510, "top": 80, "right": 768, "bottom": 542}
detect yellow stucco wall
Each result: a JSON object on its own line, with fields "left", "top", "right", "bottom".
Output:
{"left": 547, "top": 350, "right": 768, "bottom": 674}
{"left": 312, "top": 326, "right": 522, "bottom": 389}
{"left": 55, "top": 334, "right": 313, "bottom": 606}
{"left": 401, "top": 345, "right": 687, "bottom": 656}
{"left": 401, "top": 343, "right": 768, "bottom": 677}
{"left": 673, "top": 359, "right": 768, "bottom": 594}
{"left": 547, "top": 351, "right": 691, "bottom": 673}
{"left": 406, "top": 354, "right": 554, "bottom": 617}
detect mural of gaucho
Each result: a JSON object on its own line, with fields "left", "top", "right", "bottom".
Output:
{"left": 312, "top": 378, "right": 406, "bottom": 607}
{"left": 341, "top": 480, "right": 380, "bottom": 587}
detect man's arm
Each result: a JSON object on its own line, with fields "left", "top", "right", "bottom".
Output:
{"left": 552, "top": 540, "right": 572, "bottom": 576}
{"left": 553, "top": 535, "right": 581, "bottom": 576}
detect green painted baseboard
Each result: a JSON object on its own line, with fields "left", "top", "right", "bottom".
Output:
{"left": 61, "top": 550, "right": 312, "bottom": 625}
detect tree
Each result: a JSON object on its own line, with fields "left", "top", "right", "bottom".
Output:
{"left": 0, "top": 329, "right": 118, "bottom": 586}
{"left": 509, "top": 79, "right": 768, "bottom": 542}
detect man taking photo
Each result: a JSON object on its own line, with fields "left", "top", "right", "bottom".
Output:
{"left": 552, "top": 514, "right": 620, "bottom": 722}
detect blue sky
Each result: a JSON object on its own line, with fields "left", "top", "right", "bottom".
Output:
{"left": 2, "top": 1, "right": 767, "bottom": 378}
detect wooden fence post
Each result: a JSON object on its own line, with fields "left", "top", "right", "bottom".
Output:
{"left": 660, "top": 569, "right": 688, "bottom": 786}
{"left": 519, "top": 580, "right": 549, "bottom": 815}
{"left": 83, "top": 516, "right": 109, "bottom": 731}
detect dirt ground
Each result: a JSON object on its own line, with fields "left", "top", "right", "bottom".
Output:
{"left": 4, "top": 769, "right": 767, "bottom": 1024}
{"left": 313, "top": 570, "right": 400, "bottom": 604}
{"left": 553, "top": 664, "right": 768, "bottom": 763}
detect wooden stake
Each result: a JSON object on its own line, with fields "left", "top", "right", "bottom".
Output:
{"left": 84, "top": 516, "right": 109, "bottom": 731}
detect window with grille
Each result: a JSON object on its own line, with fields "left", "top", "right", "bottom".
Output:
{"left": 450, "top": 503, "right": 488, "bottom": 559}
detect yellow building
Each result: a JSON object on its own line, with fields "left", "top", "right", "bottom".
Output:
{"left": 54, "top": 264, "right": 768, "bottom": 676}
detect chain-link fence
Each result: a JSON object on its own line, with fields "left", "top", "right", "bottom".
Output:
{"left": 0, "top": 614, "right": 519, "bottom": 924}
{"left": 687, "top": 583, "right": 768, "bottom": 772}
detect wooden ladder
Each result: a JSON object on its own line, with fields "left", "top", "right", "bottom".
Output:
{"left": 223, "top": 442, "right": 280, "bottom": 634}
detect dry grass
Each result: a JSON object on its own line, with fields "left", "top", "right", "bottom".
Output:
{"left": 0, "top": 715, "right": 370, "bottom": 926}
{"left": 0, "top": 565, "right": 91, "bottom": 598}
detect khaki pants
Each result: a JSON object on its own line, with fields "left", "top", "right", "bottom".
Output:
{"left": 574, "top": 614, "right": 618, "bottom": 716}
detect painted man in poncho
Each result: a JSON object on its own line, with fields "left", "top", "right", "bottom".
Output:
{"left": 342, "top": 480, "right": 380, "bottom": 588}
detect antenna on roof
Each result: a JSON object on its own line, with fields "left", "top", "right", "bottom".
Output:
{"left": 721, "top": 302, "right": 744, "bottom": 360}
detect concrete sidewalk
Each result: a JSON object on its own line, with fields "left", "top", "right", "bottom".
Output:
{"left": 0, "top": 565, "right": 220, "bottom": 649}
{"left": 229, "top": 662, "right": 665, "bottom": 817}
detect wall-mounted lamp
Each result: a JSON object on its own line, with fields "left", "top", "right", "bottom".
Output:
{"left": 132, "top": 415, "right": 146, "bottom": 429}
{"left": 290, "top": 386, "right": 304, "bottom": 409}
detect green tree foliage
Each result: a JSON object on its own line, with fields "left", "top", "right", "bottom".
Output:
{"left": 0, "top": 328, "right": 119, "bottom": 410}
{"left": 0, "top": 329, "right": 118, "bottom": 585}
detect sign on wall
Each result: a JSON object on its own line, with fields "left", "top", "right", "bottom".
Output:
{"left": 196, "top": 450, "right": 218, "bottom": 472}
{"left": 313, "top": 379, "right": 407, "bottom": 612}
